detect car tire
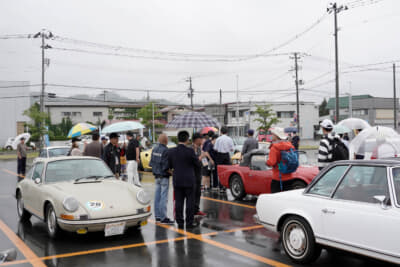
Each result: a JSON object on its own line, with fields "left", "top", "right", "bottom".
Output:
{"left": 229, "top": 174, "right": 246, "bottom": 200}
{"left": 281, "top": 216, "right": 321, "bottom": 264}
{"left": 16, "top": 192, "right": 31, "bottom": 222}
{"left": 6, "top": 146, "right": 12, "bottom": 151}
{"left": 290, "top": 180, "right": 307, "bottom": 190}
{"left": 46, "top": 204, "right": 61, "bottom": 238}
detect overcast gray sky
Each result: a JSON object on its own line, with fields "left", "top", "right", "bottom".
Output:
{"left": 0, "top": 0, "right": 399, "bottom": 105}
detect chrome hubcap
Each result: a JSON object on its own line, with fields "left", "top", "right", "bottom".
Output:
{"left": 285, "top": 223, "right": 307, "bottom": 256}
{"left": 47, "top": 209, "right": 56, "bottom": 234}
{"left": 232, "top": 180, "right": 241, "bottom": 195}
{"left": 17, "top": 197, "right": 23, "bottom": 216}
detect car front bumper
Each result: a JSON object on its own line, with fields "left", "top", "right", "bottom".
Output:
{"left": 57, "top": 212, "right": 152, "bottom": 232}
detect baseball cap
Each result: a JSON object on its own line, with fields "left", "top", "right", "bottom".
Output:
{"left": 270, "top": 127, "right": 287, "bottom": 140}
{"left": 247, "top": 129, "right": 254, "bottom": 135}
{"left": 320, "top": 119, "right": 334, "bottom": 130}
{"left": 109, "top": 133, "right": 120, "bottom": 139}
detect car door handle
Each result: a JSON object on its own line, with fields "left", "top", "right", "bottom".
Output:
{"left": 322, "top": 208, "right": 335, "bottom": 214}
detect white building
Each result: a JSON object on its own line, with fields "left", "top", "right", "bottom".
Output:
{"left": 225, "top": 101, "right": 319, "bottom": 139}
{"left": 0, "top": 81, "right": 31, "bottom": 145}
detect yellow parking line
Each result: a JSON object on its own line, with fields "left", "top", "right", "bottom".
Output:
{"left": 0, "top": 168, "right": 24, "bottom": 179}
{"left": 201, "top": 196, "right": 256, "bottom": 209}
{"left": 0, "top": 236, "right": 188, "bottom": 266}
{"left": 150, "top": 220, "right": 291, "bottom": 267}
{"left": 0, "top": 220, "right": 46, "bottom": 267}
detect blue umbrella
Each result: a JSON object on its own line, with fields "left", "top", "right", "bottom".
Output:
{"left": 102, "top": 121, "right": 145, "bottom": 134}
{"left": 284, "top": 127, "right": 298, "bottom": 133}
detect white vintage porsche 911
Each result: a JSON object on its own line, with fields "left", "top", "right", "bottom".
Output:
{"left": 16, "top": 157, "right": 151, "bottom": 238}
{"left": 255, "top": 160, "right": 400, "bottom": 265}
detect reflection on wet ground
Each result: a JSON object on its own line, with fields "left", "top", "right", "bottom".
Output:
{"left": 0, "top": 159, "right": 396, "bottom": 267}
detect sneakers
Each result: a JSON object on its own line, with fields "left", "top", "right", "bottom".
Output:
{"left": 160, "top": 218, "right": 175, "bottom": 225}
{"left": 196, "top": 211, "right": 207, "bottom": 216}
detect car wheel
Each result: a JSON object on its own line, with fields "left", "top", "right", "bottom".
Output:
{"left": 6, "top": 146, "right": 12, "bottom": 151}
{"left": 17, "top": 193, "right": 31, "bottom": 222}
{"left": 229, "top": 174, "right": 246, "bottom": 200}
{"left": 46, "top": 204, "right": 61, "bottom": 238}
{"left": 281, "top": 216, "right": 321, "bottom": 264}
{"left": 290, "top": 180, "right": 307, "bottom": 190}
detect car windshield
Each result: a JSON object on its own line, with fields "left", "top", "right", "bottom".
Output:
{"left": 48, "top": 148, "right": 70, "bottom": 157}
{"left": 392, "top": 168, "right": 400, "bottom": 206}
{"left": 45, "top": 159, "right": 114, "bottom": 183}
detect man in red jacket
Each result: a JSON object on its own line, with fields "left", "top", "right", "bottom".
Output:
{"left": 266, "top": 127, "right": 295, "bottom": 193}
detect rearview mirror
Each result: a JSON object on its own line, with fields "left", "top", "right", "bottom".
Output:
{"left": 373, "top": 195, "right": 390, "bottom": 209}
{"left": 34, "top": 178, "right": 41, "bottom": 184}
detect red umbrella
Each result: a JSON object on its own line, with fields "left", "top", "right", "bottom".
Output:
{"left": 201, "top": 127, "right": 218, "bottom": 135}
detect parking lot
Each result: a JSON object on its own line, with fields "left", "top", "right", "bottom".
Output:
{"left": 0, "top": 159, "right": 395, "bottom": 267}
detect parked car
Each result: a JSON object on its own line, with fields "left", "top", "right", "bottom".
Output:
{"left": 257, "top": 129, "right": 273, "bottom": 142}
{"left": 16, "top": 157, "right": 151, "bottom": 238}
{"left": 255, "top": 160, "right": 400, "bottom": 265}
{"left": 218, "top": 149, "right": 318, "bottom": 199}
{"left": 3, "top": 133, "right": 35, "bottom": 150}
{"left": 140, "top": 142, "right": 176, "bottom": 171}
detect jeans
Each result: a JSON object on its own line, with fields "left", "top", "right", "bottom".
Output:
{"left": 154, "top": 178, "right": 170, "bottom": 220}
{"left": 127, "top": 160, "right": 140, "bottom": 185}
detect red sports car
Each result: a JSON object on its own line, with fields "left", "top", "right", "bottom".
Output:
{"left": 217, "top": 150, "right": 319, "bottom": 200}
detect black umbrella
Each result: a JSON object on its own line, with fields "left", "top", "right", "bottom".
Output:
{"left": 166, "top": 112, "right": 220, "bottom": 128}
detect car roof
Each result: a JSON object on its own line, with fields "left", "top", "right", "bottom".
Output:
{"left": 331, "top": 159, "right": 400, "bottom": 167}
{"left": 34, "top": 156, "right": 101, "bottom": 163}
{"left": 44, "top": 146, "right": 70, "bottom": 150}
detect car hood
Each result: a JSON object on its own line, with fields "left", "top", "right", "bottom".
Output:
{"left": 47, "top": 179, "right": 146, "bottom": 219}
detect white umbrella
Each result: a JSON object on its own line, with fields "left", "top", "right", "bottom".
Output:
{"left": 338, "top": 118, "right": 370, "bottom": 130}
{"left": 102, "top": 121, "right": 145, "bottom": 134}
{"left": 349, "top": 126, "right": 400, "bottom": 159}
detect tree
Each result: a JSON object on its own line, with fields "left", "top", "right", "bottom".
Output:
{"left": 23, "top": 103, "right": 49, "bottom": 141}
{"left": 137, "top": 102, "right": 163, "bottom": 128}
{"left": 253, "top": 104, "right": 280, "bottom": 131}
{"left": 319, "top": 98, "right": 329, "bottom": 116}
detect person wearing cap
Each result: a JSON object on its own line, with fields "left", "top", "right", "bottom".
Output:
{"left": 126, "top": 131, "right": 141, "bottom": 186}
{"left": 83, "top": 132, "right": 103, "bottom": 158}
{"left": 318, "top": 119, "right": 340, "bottom": 170}
{"left": 17, "top": 137, "right": 27, "bottom": 176}
{"left": 266, "top": 127, "right": 295, "bottom": 192}
{"left": 101, "top": 136, "right": 108, "bottom": 148}
{"left": 241, "top": 129, "right": 259, "bottom": 156}
{"left": 103, "top": 133, "right": 121, "bottom": 176}
{"left": 69, "top": 137, "right": 82, "bottom": 156}
{"left": 168, "top": 130, "right": 201, "bottom": 228}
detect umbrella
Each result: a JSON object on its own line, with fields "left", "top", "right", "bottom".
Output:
{"left": 67, "top": 123, "right": 97, "bottom": 138}
{"left": 333, "top": 124, "right": 351, "bottom": 134}
{"left": 349, "top": 126, "right": 400, "bottom": 159}
{"left": 166, "top": 112, "right": 220, "bottom": 128}
{"left": 338, "top": 118, "right": 370, "bottom": 130}
{"left": 284, "top": 127, "right": 298, "bottom": 133}
{"left": 201, "top": 126, "right": 218, "bottom": 134}
{"left": 101, "top": 121, "right": 145, "bottom": 134}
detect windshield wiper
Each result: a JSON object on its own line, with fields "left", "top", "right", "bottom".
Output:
{"left": 103, "top": 175, "right": 116, "bottom": 179}
{"left": 74, "top": 175, "right": 103, "bottom": 183}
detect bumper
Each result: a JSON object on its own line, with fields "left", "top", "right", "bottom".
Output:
{"left": 57, "top": 212, "right": 151, "bottom": 232}
{"left": 253, "top": 214, "right": 277, "bottom": 233}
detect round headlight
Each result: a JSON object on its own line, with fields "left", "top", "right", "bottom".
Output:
{"left": 63, "top": 197, "right": 79, "bottom": 212}
{"left": 136, "top": 190, "right": 150, "bottom": 205}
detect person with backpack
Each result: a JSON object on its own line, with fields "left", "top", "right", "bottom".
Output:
{"left": 318, "top": 119, "right": 349, "bottom": 171}
{"left": 266, "top": 127, "right": 298, "bottom": 192}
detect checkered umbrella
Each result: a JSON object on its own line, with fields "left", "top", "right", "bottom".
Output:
{"left": 166, "top": 112, "right": 220, "bottom": 128}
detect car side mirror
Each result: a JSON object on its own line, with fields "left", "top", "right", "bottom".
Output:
{"left": 34, "top": 178, "right": 41, "bottom": 184}
{"left": 373, "top": 195, "right": 390, "bottom": 209}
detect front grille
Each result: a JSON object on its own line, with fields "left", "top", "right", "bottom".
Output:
{"left": 80, "top": 215, "right": 88, "bottom": 220}
{"left": 137, "top": 208, "right": 145, "bottom": 214}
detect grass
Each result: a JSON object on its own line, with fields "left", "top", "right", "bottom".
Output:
{"left": 0, "top": 152, "right": 39, "bottom": 160}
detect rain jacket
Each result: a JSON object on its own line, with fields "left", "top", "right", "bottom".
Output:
{"left": 266, "top": 140, "right": 295, "bottom": 180}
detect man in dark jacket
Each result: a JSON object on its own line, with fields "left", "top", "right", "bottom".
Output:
{"left": 150, "top": 133, "right": 174, "bottom": 224}
{"left": 192, "top": 133, "right": 206, "bottom": 216}
{"left": 103, "top": 133, "right": 121, "bottom": 177}
{"left": 168, "top": 131, "right": 200, "bottom": 228}
{"left": 126, "top": 131, "right": 141, "bottom": 186}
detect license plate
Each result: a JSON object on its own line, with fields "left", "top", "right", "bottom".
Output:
{"left": 140, "top": 220, "right": 147, "bottom": 226}
{"left": 104, "top": 222, "right": 126, "bottom": 237}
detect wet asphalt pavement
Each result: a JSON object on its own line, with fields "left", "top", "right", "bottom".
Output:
{"left": 0, "top": 158, "right": 396, "bottom": 267}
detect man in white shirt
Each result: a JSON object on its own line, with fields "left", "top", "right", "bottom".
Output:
{"left": 213, "top": 126, "right": 234, "bottom": 192}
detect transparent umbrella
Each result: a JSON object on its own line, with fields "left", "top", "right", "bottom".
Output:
{"left": 349, "top": 126, "right": 400, "bottom": 159}
{"left": 338, "top": 118, "right": 370, "bottom": 130}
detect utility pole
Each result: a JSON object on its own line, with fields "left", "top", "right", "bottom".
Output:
{"left": 147, "top": 90, "right": 150, "bottom": 102}
{"left": 236, "top": 75, "right": 240, "bottom": 136}
{"left": 290, "top": 52, "right": 302, "bottom": 136}
{"left": 33, "top": 29, "right": 53, "bottom": 149}
{"left": 348, "top": 82, "right": 352, "bottom": 118}
{"left": 103, "top": 90, "right": 107, "bottom": 102}
{"left": 394, "top": 63, "right": 397, "bottom": 130}
{"left": 219, "top": 89, "right": 222, "bottom": 105}
{"left": 328, "top": 3, "right": 347, "bottom": 123}
{"left": 187, "top": 77, "right": 194, "bottom": 110}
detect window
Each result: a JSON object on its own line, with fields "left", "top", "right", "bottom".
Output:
{"left": 39, "top": 149, "right": 47, "bottom": 158}
{"left": 333, "top": 166, "right": 389, "bottom": 204}
{"left": 392, "top": 168, "right": 400, "bottom": 206}
{"left": 277, "top": 111, "right": 294, "bottom": 118}
{"left": 25, "top": 166, "right": 34, "bottom": 180}
{"left": 352, "top": 109, "right": 368, "bottom": 116}
{"left": 32, "top": 162, "right": 44, "bottom": 180}
{"left": 93, "top": 112, "right": 103, "bottom": 117}
{"left": 308, "top": 165, "right": 348, "bottom": 197}
{"left": 71, "top": 112, "right": 81, "bottom": 117}
{"left": 61, "top": 112, "right": 71, "bottom": 117}
{"left": 231, "top": 111, "right": 236, "bottom": 118}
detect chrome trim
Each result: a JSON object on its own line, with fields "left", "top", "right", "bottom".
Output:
{"left": 388, "top": 167, "right": 400, "bottom": 208}
{"left": 58, "top": 212, "right": 151, "bottom": 225}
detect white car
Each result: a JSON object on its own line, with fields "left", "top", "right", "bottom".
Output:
{"left": 16, "top": 157, "right": 151, "bottom": 238}
{"left": 38, "top": 146, "right": 70, "bottom": 158}
{"left": 255, "top": 160, "right": 400, "bottom": 265}
{"left": 4, "top": 133, "right": 32, "bottom": 150}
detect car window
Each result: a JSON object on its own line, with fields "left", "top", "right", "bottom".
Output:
{"left": 392, "top": 168, "right": 400, "bottom": 206}
{"left": 39, "top": 150, "right": 47, "bottom": 158}
{"left": 308, "top": 165, "right": 348, "bottom": 197}
{"left": 333, "top": 166, "right": 389, "bottom": 204}
{"left": 45, "top": 159, "right": 114, "bottom": 183}
{"left": 25, "top": 166, "right": 34, "bottom": 180}
{"left": 32, "top": 163, "right": 44, "bottom": 180}
{"left": 48, "top": 148, "right": 70, "bottom": 157}
{"left": 250, "top": 155, "right": 268, "bottom": 171}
